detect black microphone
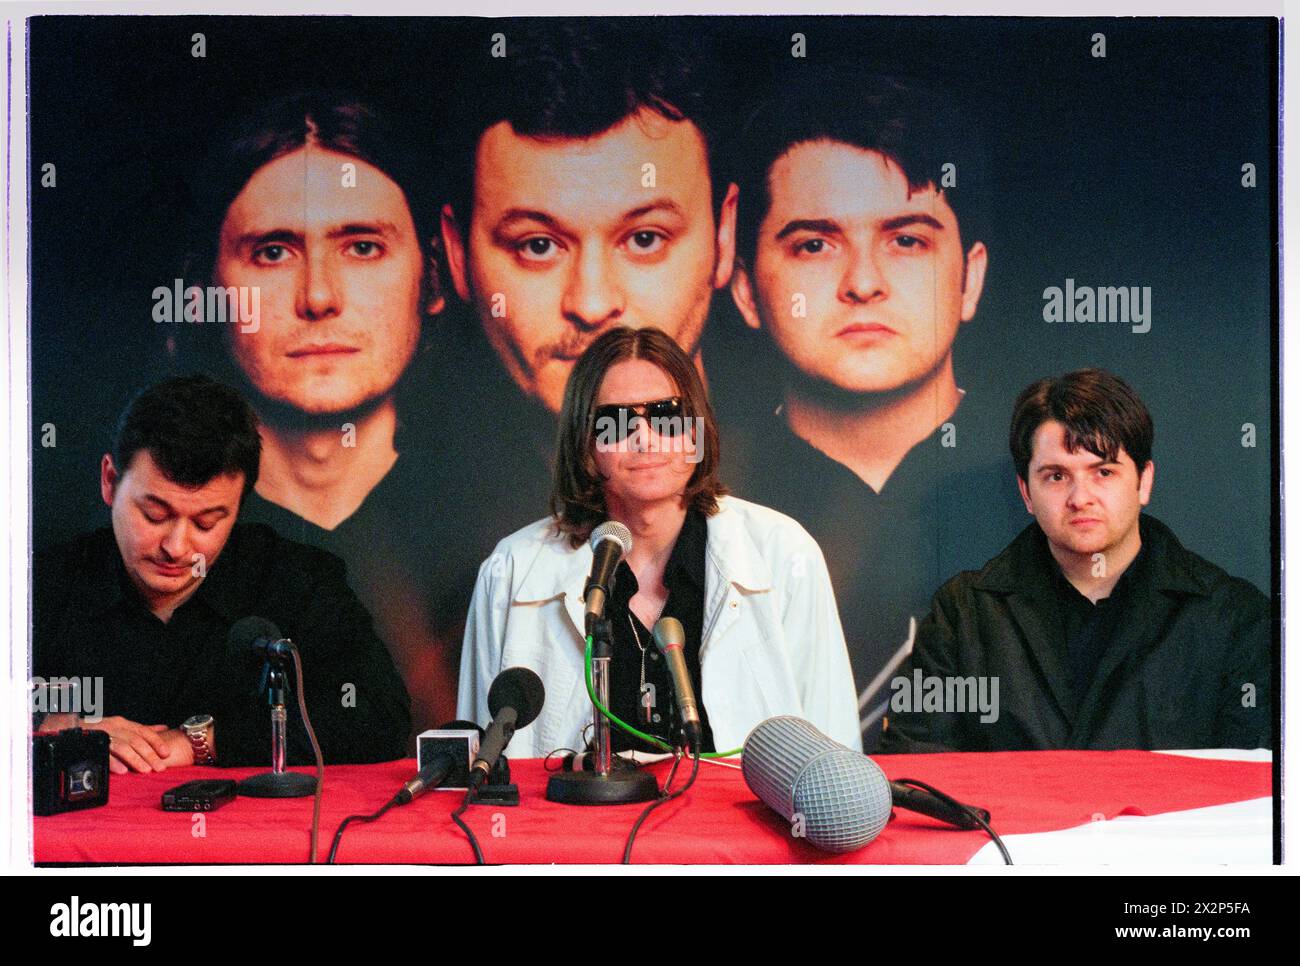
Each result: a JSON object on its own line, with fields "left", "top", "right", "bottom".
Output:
{"left": 652, "top": 616, "right": 701, "bottom": 749}
{"left": 398, "top": 754, "right": 456, "bottom": 805}
{"left": 469, "top": 668, "right": 545, "bottom": 790}
{"left": 228, "top": 615, "right": 295, "bottom": 660}
{"left": 583, "top": 522, "right": 633, "bottom": 632}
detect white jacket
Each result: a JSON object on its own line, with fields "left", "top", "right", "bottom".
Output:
{"left": 457, "top": 495, "right": 862, "bottom": 756}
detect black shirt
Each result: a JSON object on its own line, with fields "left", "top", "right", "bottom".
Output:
{"left": 33, "top": 523, "right": 412, "bottom": 766}
{"left": 1045, "top": 540, "right": 1149, "bottom": 711}
{"left": 240, "top": 450, "right": 479, "bottom": 734}
{"left": 728, "top": 395, "right": 1021, "bottom": 750}
{"left": 242, "top": 320, "right": 564, "bottom": 735}
{"left": 603, "top": 509, "right": 714, "bottom": 753}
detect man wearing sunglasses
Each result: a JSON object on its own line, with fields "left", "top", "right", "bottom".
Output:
{"left": 457, "top": 327, "right": 861, "bottom": 758}
{"left": 591, "top": 397, "right": 703, "bottom": 461}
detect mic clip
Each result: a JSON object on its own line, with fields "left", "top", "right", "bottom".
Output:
{"left": 587, "top": 616, "right": 614, "bottom": 654}
{"left": 470, "top": 756, "right": 519, "bottom": 806}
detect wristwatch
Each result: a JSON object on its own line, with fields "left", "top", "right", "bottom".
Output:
{"left": 182, "top": 714, "right": 216, "bottom": 765}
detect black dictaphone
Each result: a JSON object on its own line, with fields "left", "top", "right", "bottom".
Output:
{"left": 161, "top": 778, "right": 237, "bottom": 811}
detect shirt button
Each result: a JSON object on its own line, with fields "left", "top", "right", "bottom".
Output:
{"left": 729, "top": 600, "right": 738, "bottom": 609}
{"left": 650, "top": 652, "right": 659, "bottom": 661}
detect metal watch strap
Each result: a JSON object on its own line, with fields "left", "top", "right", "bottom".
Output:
{"left": 185, "top": 720, "right": 215, "bottom": 765}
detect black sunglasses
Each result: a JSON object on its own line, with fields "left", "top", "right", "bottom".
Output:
{"left": 591, "top": 397, "right": 686, "bottom": 441}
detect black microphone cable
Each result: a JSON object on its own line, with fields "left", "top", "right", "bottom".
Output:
{"left": 452, "top": 786, "right": 486, "bottom": 865}
{"left": 328, "top": 755, "right": 456, "bottom": 864}
{"left": 621, "top": 744, "right": 701, "bottom": 864}
{"left": 894, "top": 776, "right": 1012, "bottom": 865}
{"left": 327, "top": 794, "right": 401, "bottom": 865}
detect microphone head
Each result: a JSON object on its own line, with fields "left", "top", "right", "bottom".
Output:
{"left": 487, "top": 667, "right": 546, "bottom": 728}
{"left": 652, "top": 616, "right": 686, "bottom": 653}
{"left": 228, "top": 616, "right": 282, "bottom": 653}
{"left": 589, "top": 521, "right": 633, "bottom": 556}
{"left": 742, "top": 715, "right": 892, "bottom": 853}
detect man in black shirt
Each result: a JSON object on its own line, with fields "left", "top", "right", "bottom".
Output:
{"left": 34, "top": 375, "right": 411, "bottom": 771}
{"left": 182, "top": 93, "right": 459, "bottom": 730}
{"left": 726, "top": 68, "right": 1017, "bottom": 747}
{"left": 880, "top": 370, "right": 1271, "bottom": 752}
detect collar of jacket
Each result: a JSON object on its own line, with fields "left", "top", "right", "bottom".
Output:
{"left": 970, "top": 512, "right": 1211, "bottom": 731}
{"left": 510, "top": 496, "right": 773, "bottom": 640}
{"left": 971, "top": 513, "right": 1211, "bottom": 599}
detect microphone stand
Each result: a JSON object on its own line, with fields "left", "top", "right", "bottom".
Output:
{"left": 591, "top": 616, "right": 614, "bottom": 775}
{"left": 239, "top": 656, "right": 317, "bottom": 798}
{"left": 546, "top": 617, "right": 659, "bottom": 805}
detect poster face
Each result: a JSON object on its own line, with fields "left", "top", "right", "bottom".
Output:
{"left": 26, "top": 14, "right": 1276, "bottom": 765}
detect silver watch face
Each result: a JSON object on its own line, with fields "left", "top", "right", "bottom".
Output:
{"left": 183, "top": 714, "right": 213, "bottom": 732}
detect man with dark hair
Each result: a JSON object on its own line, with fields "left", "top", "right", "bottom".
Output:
{"left": 180, "top": 92, "right": 469, "bottom": 731}
{"left": 34, "top": 375, "right": 411, "bottom": 771}
{"left": 458, "top": 327, "right": 859, "bottom": 758}
{"left": 429, "top": 22, "right": 741, "bottom": 734}
{"left": 440, "top": 21, "right": 737, "bottom": 415}
{"left": 185, "top": 91, "right": 443, "bottom": 533}
{"left": 880, "top": 369, "right": 1271, "bottom": 753}
{"left": 726, "top": 68, "right": 1018, "bottom": 747}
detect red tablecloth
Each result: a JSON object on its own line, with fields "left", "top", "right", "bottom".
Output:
{"left": 33, "top": 751, "right": 1272, "bottom": 865}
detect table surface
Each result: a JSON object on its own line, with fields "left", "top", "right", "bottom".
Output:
{"left": 33, "top": 749, "right": 1273, "bottom": 866}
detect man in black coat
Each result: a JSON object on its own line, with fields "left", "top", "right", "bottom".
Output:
{"left": 880, "top": 369, "right": 1271, "bottom": 753}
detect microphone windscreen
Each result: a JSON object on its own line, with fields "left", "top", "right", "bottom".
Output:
{"left": 742, "top": 716, "right": 892, "bottom": 853}
{"left": 227, "top": 615, "right": 281, "bottom": 653}
{"left": 487, "top": 667, "right": 546, "bottom": 728}
{"left": 589, "top": 521, "right": 633, "bottom": 556}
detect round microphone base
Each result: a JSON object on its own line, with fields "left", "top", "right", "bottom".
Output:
{"left": 545, "top": 769, "right": 659, "bottom": 805}
{"left": 238, "top": 771, "right": 318, "bottom": 798}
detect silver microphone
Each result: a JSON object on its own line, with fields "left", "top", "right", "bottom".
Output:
{"left": 652, "top": 616, "right": 701, "bottom": 749}
{"left": 583, "top": 521, "right": 633, "bottom": 628}
{"left": 742, "top": 716, "right": 892, "bottom": 853}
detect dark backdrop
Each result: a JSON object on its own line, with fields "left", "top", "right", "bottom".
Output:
{"left": 28, "top": 16, "right": 1278, "bottom": 735}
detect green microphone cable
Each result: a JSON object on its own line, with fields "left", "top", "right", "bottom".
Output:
{"left": 583, "top": 634, "right": 741, "bottom": 759}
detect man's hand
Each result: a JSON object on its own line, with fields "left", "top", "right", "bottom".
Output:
{"left": 51, "top": 715, "right": 190, "bottom": 774}
{"left": 156, "top": 728, "right": 197, "bottom": 769}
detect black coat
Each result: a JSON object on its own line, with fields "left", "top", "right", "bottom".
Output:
{"left": 879, "top": 515, "right": 1272, "bottom": 753}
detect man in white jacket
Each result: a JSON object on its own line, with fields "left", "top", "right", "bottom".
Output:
{"left": 458, "top": 326, "right": 861, "bottom": 757}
